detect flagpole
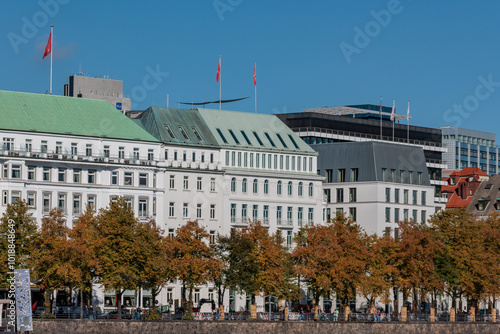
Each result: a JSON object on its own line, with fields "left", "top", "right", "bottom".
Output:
{"left": 254, "top": 62, "right": 257, "bottom": 113}
{"left": 379, "top": 96, "right": 382, "bottom": 140}
{"left": 407, "top": 100, "right": 410, "bottom": 142}
{"left": 219, "top": 55, "right": 221, "bottom": 110}
{"left": 50, "top": 25, "right": 53, "bottom": 95}
{"left": 392, "top": 99, "right": 395, "bottom": 141}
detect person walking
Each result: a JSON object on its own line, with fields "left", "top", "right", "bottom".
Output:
{"left": 333, "top": 308, "right": 339, "bottom": 321}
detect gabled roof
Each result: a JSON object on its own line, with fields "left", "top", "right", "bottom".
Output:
{"left": 450, "top": 167, "right": 488, "bottom": 178}
{"left": 135, "top": 107, "right": 316, "bottom": 154}
{"left": 0, "top": 90, "right": 159, "bottom": 142}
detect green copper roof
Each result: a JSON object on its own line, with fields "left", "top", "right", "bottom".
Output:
{"left": 0, "top": 90, "right": 159, "bottom": 142}
{"left": 136, "top": 106, "right": 316, "bottom": 154}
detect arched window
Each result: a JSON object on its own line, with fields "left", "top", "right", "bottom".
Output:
{"left": 253, "top": 179, "right": 258, "bottom": 194}
{"left": 231, "top": 177, "right": 236, "bottom": 192}
{"left": 264, "top": 180, "right": 269, "bottom": 194}
{"left": 288, "top": 181, "right": 293, "bottom": 195}
{"left": 277, "top": 181, "right": 282, "bottom": 195}
{"left": 308, "top": 182, "right": 314, "bottom": 197}
{"left": 242, "top": 178, "right": 247, "bottom": 193}
{"left": 298, "top": 182, "right": 303, "bottom": 196}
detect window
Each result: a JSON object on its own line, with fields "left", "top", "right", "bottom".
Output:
{"left": 25, "top": 139, "right": 32, "bottom": 152}
{"left": 418, "top": 172, "right": 422, "bottom": 185}
{"left": 55, "top": 141, "right": 62, "bottom": 154}
{"left": 287, "top": 207, "right": 293, "bottom": 223}
{"left": 57, "top": 168, "right": 66, "bottom": 182}
{"left": 197, "top": 177, "right": 202, "bottom": 190}
{"left": 210, "top": 204, "right": 216, "bottom": 219}
{"left": 242, "top": 204, "right": 247, "bottom": 220}
{"left": 192, "top": 152, "right": 196, "bottom": 162}
{"left": 41, "top": 140, "right": 48, "bottom": 153}
{"left": 183, "top": 203, "right": 188, "bottom": 218}
{"left": 58, "top": 193, "right": 66, "bottom": 214}
{"left": 71, "top": 143, "right": 77, "bottom": 155}
{"left": 2, "top": 165, "right": 7, "bottom": 178}
{"left": 298, "top": 207, "right": 303, "bottom": 224}
{"left": 228, "top": 130, "right": 240, "bottom": 144}
{"left": 111, "top": 171, "right": 118, "bottom": 185}
{"left": 2, "top": 191, "right": 7, "bottom": 206}
{"left": 308, "top": 208, "right": 314, "bottom": 222}
{"left": 148, "top": 149, "right": 154, "bottom": 161}
{"left": 87, "top": 195, "right": 96, "bottom": 208}
{"left": 244, "top": 152, "right": 248, "bottom": 167}
{"left": 288, "top": 181, "right": 293, "bottom": 195}
{"left": 231, "top": 177, "right": 236, "bottom": 192}
{"left": 103, "top": 145, "right": 110, "bottom": 158}
{"left": 182, "top": 151, "right": 187, "bottom": 162}
{"left": 412, "top": 210, "right": 417, "bottom": 222}
{"left": 178, "top": 126, "right": 189, "bottom": 140}
{"left": 169, "top": 202, "right": 175, "bottom": 217}
{"left": 382, "top": 168, "right": 387, "bottom": 181}
{"left": 27, "top": 192, "right": 36, "bottom": 208}
{"left": 183, "top": 176, "right": 189, "bottom": 190}
{"left": 287, "top": 231, "right": 293, "bottom": 247}
{"left": 118, "top": 147, "right": 125, "bottom": 159}
{"left": 421, "top": 191, "right": 426, "bottom": 205}
{"left": 169, "top": 175, "right": 175, "bottom": 189}
{"left": 385, "top": 207, "right": 391, "bottom": 222}
{"left": 298, "top": 182, "right": 303, "bottom": 196}
{"left": 43, "top": 167, "right": 50, "bottom": 181}
{"left": 385, "top": 188, "right": 390, "bottom": 202}
{"left": 11, "top": 165, "right": 21, "bottom": 179}
{"left": 264, "top": 180, "right": 269, "bottom": 194}
{"left": 139, "top": 173, "right": 148, "bottom": 187}
{"left": 11, "top": 191, "right": 21, "bottom": 205}
{"left": 196, "top": 204, "right": 202, "bottom": 218}
{"left": 86, "top": 144, "right": 92, "bottom": 156}
{"left": 230, "top": 204, "right": 236, "bottom": 222}
{"left": 253, "top": 179, "right": 258, "bottom": 194}
{"left": 326, "top": 169, "right": 333, "bottom": 183}
{"left": 240, "top": 130, "right": 252, "bottom": 145}
{"left": 210, "top": 153, "right": 214, "bottom": 164}
{"left": 174, "top": 150, "right": 178, "bottom": 161}
{"left": 395, "top": 189, "right": 400, "bottom": 203}
{"left": 88, "top": 170, "right": 96, "bottom": 184}
{"left": 404, "top": 189, "right": 409, "bottom": 204}
{"left": 210, "top": 178, "right": 216, "bottom": 192}
{"left": 192, "top": 127, "right": 203, "bottom": 141}
{"left": 349, "top": 188, "right": 356, "bottom": 202}
{"left": 209, "top": 231, "right": 216, "bottom": 246}
{"left": 73, "top": 194, "right": 81, "bottom": 215}
{"left": 238, "top": 152, "right": 242, "bottom": 166}
{"left": 308, "top": 182, "right": 314, "bottom": 197}
{"left": 242, "top": 178, "right": 247, "bottom": 193}
{"left": 73, "top": 169, "right": 81, "bottom": 183}
{"left": 395, "top": 208, "right": 400, "bottom": 222}
{"left": 337, "top": 188, "right": 344, "bottom": 202}
{"left": 391, "top": 169, "right": 396, "bottom": 182}
{"left": 3, "top": 138, "right": 14, "bottom": 150}
{"left": 404, "top": 209, "right": 409, "bottom": 220}
{"left": 277, "top": 181, "right": 282, "bottom": 195}
{"left": 400, "top": 170, "right": 405, "bottom": 183}
{"left": 27, "top": 166, "right": 35, "bottom": 180}
{"left": 338, "top": 169, "right": 346, "bottom": 182}
{"left": 216, "top": 128, "right": 228, "bottom": 143}
{"left": 351, "top": 168, "right": 359, "bottom": 182}
{"left": 409, "top": 171, "right": 414, "bottom": 184}
{"left": 168, "top": 228, "right": 175, "bottom": 240}
{"left": 124, "top": 172, "right": 133, "bottom": 186}
{"left": 421, "top": 210, "right": 427, "bottom": 223}
{"left": 264, "top": 132, "right": 276, "bottom": 147}
{"left": 43, "top": 193, "right": 51, "bottom": 213}
{"left": 412, "top": 190, "right": 417, "bottom": 205}
{"left": 288, "top": 134, "right": 300, "bottom": 149}
{"left": 252, "top": 205, "right": 258, "bottom": 221}
{"left": 253, "top": 131, "right": 264, "bottom": 146}
{"left": 277, "top": 206, "right": 282, "bottom": 224}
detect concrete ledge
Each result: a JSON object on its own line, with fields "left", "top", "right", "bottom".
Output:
{"left": 33, "top": 319, "right": 500, "bottom": 334}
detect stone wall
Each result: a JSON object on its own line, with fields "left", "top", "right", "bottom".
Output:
{"left": 33, "top": 320, "right": 500, "bottom": 334}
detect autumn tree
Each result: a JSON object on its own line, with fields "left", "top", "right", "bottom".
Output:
{"left": 68, "top": 205, "right": 100, "bottom": 318}
{"left": 31, "top": 209, "right": 77, "bottom": 314}
{"left": 93, "top": 198, "right": 142, "bottom": 319}
{"left": 167, "top": 220, "right": 221, "bottom": 315}
{"left": 0, "top": 200, "right": 38, "bottom": 284}
{"left": 135, "top": 219, "right": 171, "bottom": 307}
{"left": 395, "top": 219, "right": 443, "bottom": 312}
{"left": 211, "top": 233, "right": 231, "bottom": 308}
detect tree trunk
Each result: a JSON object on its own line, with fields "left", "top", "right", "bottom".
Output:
{"left": 116, "top": 290, "right": 123, "bottom": 319}
{"left": 188, "top": 287, "right": 193, "bottom": 315}
{"left": 80, "top": 287, "right": 83, "bottom": 319}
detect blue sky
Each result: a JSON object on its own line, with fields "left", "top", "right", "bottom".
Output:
{"left": 2, "top": 1, "right": 500, "bottom": 135}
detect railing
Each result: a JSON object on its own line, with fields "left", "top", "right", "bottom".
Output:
{"left": 294, "top": 127, "right": 443, "bottom": 148}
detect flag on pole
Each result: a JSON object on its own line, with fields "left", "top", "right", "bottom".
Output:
{"left": 407, "top": 101, "right": 410, "bottom": 118}
{"left": 254, "top": 63, "right": 256, "bottom": 86}
{"left": 216, "top": 57, "right": 221, "bottom": 82}
{"left": 43, "top": 31, "right": 52, "bottom": 59}
{"left": 390, "top": 99, "right": 395, "bottom": 121}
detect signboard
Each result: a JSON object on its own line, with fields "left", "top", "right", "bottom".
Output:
{"left": 116, "top": 102, "right": 123, "bottom": 110}
{"left": 14, "top": 269, "right": 32, "bottom": 331}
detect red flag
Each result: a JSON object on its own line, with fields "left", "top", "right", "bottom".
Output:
{"left": 43, "top": 31, "right": 52, "bottom": 59}
{"left": 216, "top": 58, "right": 220, "bottom": 82}
{"left": 254, "top": 63, "right": 256, "bottom": 86}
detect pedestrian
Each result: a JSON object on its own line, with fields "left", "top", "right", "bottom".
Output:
{"left": 376, "top": 309, "right": 381, "bottom": 322}
{"left": 136, "top": 307, "right": 142, "bottom": 320}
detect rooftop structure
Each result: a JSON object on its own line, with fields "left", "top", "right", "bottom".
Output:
{"left": 467, "top": 175, "right": 500, "bottom": 219}
{"left": 441, "top": 167, "right": 489, "bottom": 209}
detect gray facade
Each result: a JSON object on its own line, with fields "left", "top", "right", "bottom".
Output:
{"left": 63, "top": 75, "right": 131, "bottom": 111}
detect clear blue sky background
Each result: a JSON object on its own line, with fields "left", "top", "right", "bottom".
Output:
{"left": 2, "top": 1, "right": 500, "bottom": 135}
